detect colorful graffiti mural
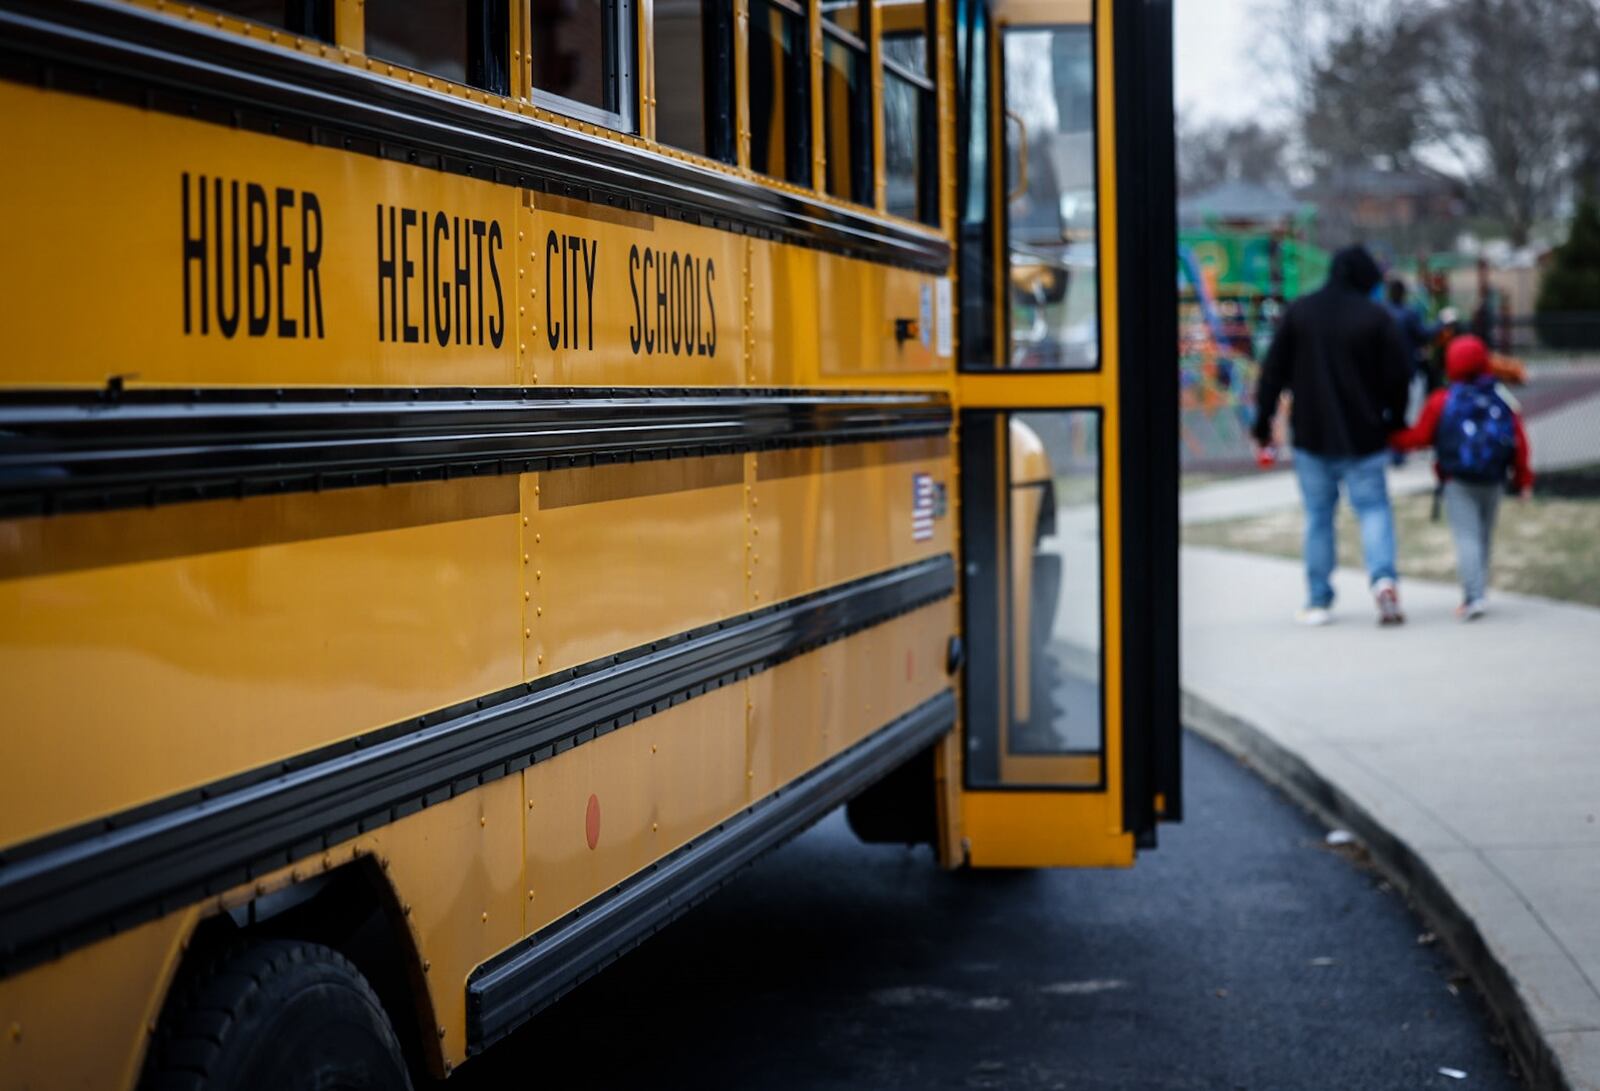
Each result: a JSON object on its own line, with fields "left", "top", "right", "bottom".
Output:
{"left": 1179, "top": 249, "right": 1267, "bottom": 468}
{"left": 1176, "top": 230, "right": 1330, "bottom": 468}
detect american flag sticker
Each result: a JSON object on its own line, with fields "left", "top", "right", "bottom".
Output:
{"left": 912, "top": 473, "right": 936, "bottom": 542}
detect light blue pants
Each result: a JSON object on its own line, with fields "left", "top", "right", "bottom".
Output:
{"left": 1292, "top": 449, "right": 1399, "bottom": 609}
{"left": 1443, "top": 479, "right": 1501, "bottom": 604}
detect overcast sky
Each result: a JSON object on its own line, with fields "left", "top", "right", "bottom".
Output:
{"left": 1175, "top": 0, "right": 1270, "bottom": 125}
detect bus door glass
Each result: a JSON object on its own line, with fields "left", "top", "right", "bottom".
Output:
{"left": 960, "top": 408, "right": 1104, "bottom": 793}
{"left": 954, "top": 0, "right": 1178, "bottom": 867}
{"left": 1003, "top": 21, "right": 1098, "bottom": 371}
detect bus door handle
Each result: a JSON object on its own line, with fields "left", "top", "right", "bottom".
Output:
{"left": 1005, "top": 109, "right": 1029, "bottom": 204}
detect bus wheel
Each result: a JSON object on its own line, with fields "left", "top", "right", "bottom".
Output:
{"left": 146, "top": 939, "right": 413, "bottom": 1091}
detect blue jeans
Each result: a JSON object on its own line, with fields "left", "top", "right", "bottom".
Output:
{"left": 1443, "top": 479, "right": 1501, "bottom": 603}
{"left": 1292, "top": 449, "right": 1399, "bottom": 608}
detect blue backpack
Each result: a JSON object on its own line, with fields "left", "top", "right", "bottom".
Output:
{"left": 1436, "top": 378, "right": 1516, "bottom": 483}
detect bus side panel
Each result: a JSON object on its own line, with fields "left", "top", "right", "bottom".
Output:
{"left": 519, "top": 686, "right": 748, "bottom": 935}
{"left": 523, "top": 457, "right": 747, "bottom": 676}
{"left": 1, "top": 772, "right": 536, "bottom": 1086}
{"left": 386, "top": 774, "right": 526, "bottom": 1069}
{"left": 747, "top": 240, "right": 821, "bottom": 387}
{"left": 0, "top": 479, "right": 522, "bottom": 848}
{"left": 0, "top": 909, "right": 198, "bottom": 1091}
{"left": 746, "top": 601, "right": 956, "bottom": 799}
{"left": 0, "top": 484, "right": 957, "bottom": 1082}
{"left": 0, "top": 84, "right": 518, "bottom": 390}
{"left": 521, "top": 197, "right": 746, "bottom": 388}
{"left": 816, "top": 251, "right": 887, "bottom": 377}
{"left": 748, "top": 243, "right": 950, "bottom": 386}
{"left": 750, "top": 438, "right": 954, "bottom": 607}
{"left": 1, "top": 77, "right": 772, "bottom": 395}
{"left": 817, "top": 252, "right": 950, "bottom": 378}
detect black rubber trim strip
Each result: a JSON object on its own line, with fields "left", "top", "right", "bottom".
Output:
{"left": 0, "top": 387, "right": 951, "bottom": 519}
{"left": 1114, "top": 0, "right": 1182, "bottom": 841}
{"left": 0, "top": 555, "right": 954, "bottom": 978}
{"left": 467, "top": 688, "right": 956, "bottom": 1051}
{"left": 0, "top": 0, "right": 950, "bottom": 274}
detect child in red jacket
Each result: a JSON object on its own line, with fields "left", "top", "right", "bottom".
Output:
{"left": 1390, "top": 335, "right": 1533, "bottom": 619}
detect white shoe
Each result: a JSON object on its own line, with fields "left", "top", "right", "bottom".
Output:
{"left": 1373, "top": 579, "right": 1405, "bottom": 626}
{"left": 1295, "top": 606, "right": 1333, "bottom": 627}
{"left": 1457, "top": 599, "right": 1487, "bottom": 621}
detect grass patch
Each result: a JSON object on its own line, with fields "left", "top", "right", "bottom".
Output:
{"left": 1053, "top": 471, "right": 1100, "bottom": 508}
{"left": 1183, "top": 489, "right": 1600, "bottom": 608}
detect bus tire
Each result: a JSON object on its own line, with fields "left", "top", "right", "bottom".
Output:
{"left": 146, "top": 939, "right": 413, "bottom": 1091}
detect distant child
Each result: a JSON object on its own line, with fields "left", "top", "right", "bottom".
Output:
{"left": 1390, "top": 336, "right": 1533, "bottom": 619}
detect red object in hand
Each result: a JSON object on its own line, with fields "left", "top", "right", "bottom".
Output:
{"left": 1256, "top": 445, "right": 1278, "bottom": 469}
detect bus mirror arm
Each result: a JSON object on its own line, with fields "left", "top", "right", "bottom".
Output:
{"left": 1005, "top": 109, "right": 1029, "bottom": 204}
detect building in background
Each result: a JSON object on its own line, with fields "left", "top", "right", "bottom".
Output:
{"left": 1299, "top": 166, "right": 1470, "bottom": 260}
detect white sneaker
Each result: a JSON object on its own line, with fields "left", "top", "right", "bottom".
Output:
{"left": 1373, "top": 579, "right": 1405, "bottom": 626}
{"left": 1457, "top": 599, "right": 1487, "bottom": 621}
{"left": 1295, "top": 606, "right": 1333, "bottom": 627}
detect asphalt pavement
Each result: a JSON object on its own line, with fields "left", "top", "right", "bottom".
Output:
{"left": 1182, "top": 543, "right": 1600, "bottom": 1091}
{"left": 455, "top": 733, "right": 1517, "bottom": 1090}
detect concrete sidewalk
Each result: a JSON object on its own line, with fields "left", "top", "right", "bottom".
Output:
{"left": 1182, "top": 546, "right": 1600, "bottom": 1090}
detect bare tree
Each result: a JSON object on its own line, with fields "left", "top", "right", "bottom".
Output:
{"left": 1427, "top": 0, "right": 1594, "bottom": 245}
{"left": 1250, "top": 0, "right": 1423, "bottom": 129}
{"left": 1300, "top": 10, "right": 1436, "bottom": 172}
{"left": 1570, "top": 0, "right": 1600, "bottom": 198}
{"left": 1178, "top": 118, "right": 1291, "bottom": 195}
{"left": 1256, "top": 0, "right": 1596, "bottom": 244}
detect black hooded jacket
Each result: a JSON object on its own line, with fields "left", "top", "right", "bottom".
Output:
{"left": 1252, "top": 246, "right": 1411, "bottom": 457}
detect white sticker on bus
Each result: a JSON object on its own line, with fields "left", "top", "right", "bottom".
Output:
{"left": 913, "top": 473, "right": 936, "bottom": 542}
{"left": 935, "top": 277, "right": 953, "bottom": 357}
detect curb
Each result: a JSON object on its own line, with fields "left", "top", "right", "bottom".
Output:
{"left": 1182, "top": 688, "right": 1572, "bottom": 1091}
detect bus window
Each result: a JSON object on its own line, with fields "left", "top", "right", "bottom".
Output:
{"left": 880, "top": 0, "right": 935, "bottom": 224}
{"left": 821, "top": 0, "right": 873, "bottom": 205}
{"left": 748, "top": 0, "right": 812, "bottom": 186}
{"left": 1003, "top": 23, "right": 1099, "bottom": 370}
{"left": 883, "top": 0, "right": 934, "bottom": 222}
{"left": 366, "top": 0, "right": 511, "bottom": 95}
{"left": 202, "top": 0, "right": 333, "bottom": 41}
{"left": 961, "top": 409, "right": 1104, "bottom": 790}
{"left": 654, "top": 0, "right": 735, "bottom": 161}
{"left": 531, "top": 0, "right": 636, "bottom": 129}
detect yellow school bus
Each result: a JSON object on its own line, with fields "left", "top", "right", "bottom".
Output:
{"left": 0, "top": 0, "right": 1178, "bottom": 1085}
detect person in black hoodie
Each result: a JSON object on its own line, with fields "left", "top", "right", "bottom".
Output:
{"left": 1252, "top": 245, "right": 1412, "bottom": 626}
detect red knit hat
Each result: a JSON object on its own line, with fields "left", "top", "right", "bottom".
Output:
{"left": 1446, "top": 335, "right": 1490, "bottom": 382}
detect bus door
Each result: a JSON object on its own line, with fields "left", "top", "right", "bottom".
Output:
{"left": 953, "top": 0, "right": 1179, "bottom": 866}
